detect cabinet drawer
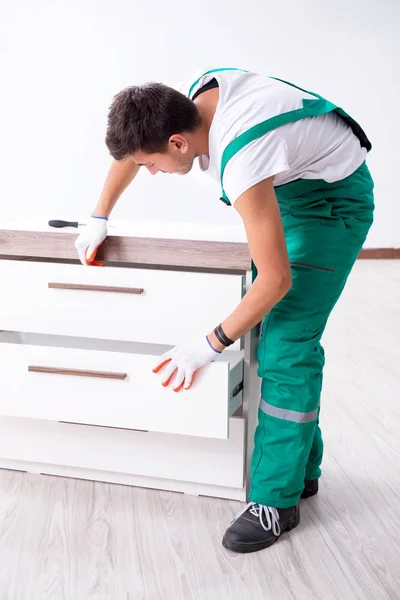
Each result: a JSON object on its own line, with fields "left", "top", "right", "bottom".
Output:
{"left": 0, "top": 260, "right": 243, "bottom": 347}
{"left": 0, "top": 332, "right": 243, "bottom": 439}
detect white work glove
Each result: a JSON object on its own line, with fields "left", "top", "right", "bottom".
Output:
{"left": 152, "top": 337, "right": 222, "bottom": 392}
{"left": 74, "top": 216, "right": 108, "bottom": 266}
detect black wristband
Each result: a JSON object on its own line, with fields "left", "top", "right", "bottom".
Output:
{"left": 214, "top": 323, "right": 234, "bottom": 347}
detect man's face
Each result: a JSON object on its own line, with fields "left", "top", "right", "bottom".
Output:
{"left": 132, "top": 134, "right": 196, "bottom": 176}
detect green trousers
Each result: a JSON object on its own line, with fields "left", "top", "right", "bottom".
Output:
{"left": 249, "top": 162, "right": 375, "bottom": 508}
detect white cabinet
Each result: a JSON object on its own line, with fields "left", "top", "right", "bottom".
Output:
{"left": 0, "top": 220, "right": 259, "bottom": 501}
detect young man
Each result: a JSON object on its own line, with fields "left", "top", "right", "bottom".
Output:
{"left": 75, "top": 67, "right": 374, "bottom": 554}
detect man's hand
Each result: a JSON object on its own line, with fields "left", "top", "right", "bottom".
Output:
{"left": 152, "top": 337, "right": 222, "bottom": 392}
{"left": 74, "top": 216, "right": 108, "bottom": 265}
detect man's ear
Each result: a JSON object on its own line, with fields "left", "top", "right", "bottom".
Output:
{"left": 169, "top": 134, "right": 188, "bottom": 153}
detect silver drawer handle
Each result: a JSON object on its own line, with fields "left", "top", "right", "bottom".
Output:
{"left": 28, "top": 365, "right": 127, "bottom": 380}
{"left": 48, "top": 282, "right": 144, "bottom": 294}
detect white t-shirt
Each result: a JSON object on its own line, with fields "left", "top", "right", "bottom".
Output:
{"left": 179, "top": 69, "right": 367, "bottom": 204}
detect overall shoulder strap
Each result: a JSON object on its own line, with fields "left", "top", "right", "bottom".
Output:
{"left": 270, "top": 77, "right": 372, "bottom": 153}
{"left": 187, "top": 68, "right": 247, "bottom": 99}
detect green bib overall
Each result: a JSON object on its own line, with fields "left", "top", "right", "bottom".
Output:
{"left": 189, "top": 70, "right": 375, "bottom": 507}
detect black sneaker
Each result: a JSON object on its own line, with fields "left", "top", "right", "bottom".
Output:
{"left": 222, "top": 502, "right": 300, "bottom": 554}
{"left": 301, "top": 479, "right": 319, "bottom": 499}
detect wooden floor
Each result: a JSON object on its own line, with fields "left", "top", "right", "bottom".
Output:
{"left": 0, "top": 260, "right": 399, "bottom": 600}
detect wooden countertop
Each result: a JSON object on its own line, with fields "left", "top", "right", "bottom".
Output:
{"left": 0, "top": 218, "right": 252, "bottom": 273}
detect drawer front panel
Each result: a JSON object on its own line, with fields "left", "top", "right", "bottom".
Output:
{"left": 0, "top": 260, "right": 243, "bottom": 347}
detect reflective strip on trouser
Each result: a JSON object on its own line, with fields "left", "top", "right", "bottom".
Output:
{"left": 260, "top": 400, "right": 319, "bottom": 423}
{"left": 249, "top": 162, "right": 375, "bottom": 509}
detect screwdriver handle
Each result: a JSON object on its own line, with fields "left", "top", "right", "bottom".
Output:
{"left": 48, "top": 220, "right": 79, "bottom": 228}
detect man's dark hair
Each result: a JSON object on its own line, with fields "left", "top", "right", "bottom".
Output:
{"left": 105, "top": 83, "right": 201, "bottom": 160}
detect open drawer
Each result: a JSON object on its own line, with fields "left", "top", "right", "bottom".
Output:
{"left": 0, "top": 332, "right": 243, "bottom": 440}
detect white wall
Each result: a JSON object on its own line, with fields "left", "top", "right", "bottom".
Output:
{"left": 0, "top": 0, "right": 398, "bottom": 247}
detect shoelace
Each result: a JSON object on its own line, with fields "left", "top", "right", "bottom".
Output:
{"left": 233, "top": 502, "right": 281, "bottom": 536}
